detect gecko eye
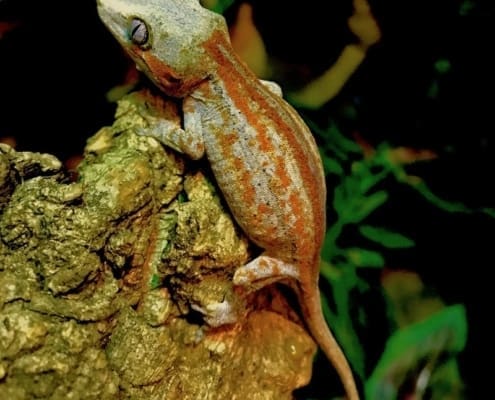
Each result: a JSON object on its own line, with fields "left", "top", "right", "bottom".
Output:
{"left": 130, "top": 18, "right": 149, "bottom": 47}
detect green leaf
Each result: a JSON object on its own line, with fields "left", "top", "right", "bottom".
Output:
{"left": 306, "top": 119, "right": 362, "bottom": 159}
{"left": 321, "top": 152, "right": 344, "bottom": 176}
{"left": 428, "top": 359, "right": 465, "bottom": 399}
{"left": 177, "top": 191, "right": 187, "bottom": 203}
{"left": 356, "top": 164, "right": 389, "bottom": 194}
{"left": 389, "top": 168, "right": 495, "bottom": 218}
{"left": 359, "top": 225, "right": 415, "bottom": 249}
{"left": 320, "top": 277, "right": 366, "bottom": 379}
{"left": 150, "top": 274, "right": 161, "bottom": 289}
{"left": 459, "top": 0, "right": 475, "bottom": 16}
{"left": 413, "top": 181, "right": 472, "bottom": 213}
{"left": 427, "top": 80, "right": 440, "bottom": 99}
{"left": 326, "top": 123, "right": 362, "bottom": 154}
{"left": 332, "top": 183, "right": 347, "bottom": 215}
{"left": 346, "top": 247, "right": 385, "bottom": 268}
{"left": 341, "top": 104, "right": 358, "bottom": 120}
{"left": 320, "top": 221, "right": 345, "bottom": 261}
{"left": 340, "top": 190, "right": 389, "bottom": 223}
{"left": 434, "top": 59, "right": 451, "bottom": 75}
{"left": 203, "top": 0, "right": 235, "bottom": 14}
{"left": 318, "top": 259, "right": 342, "bottom": 283}
{"left": 482, "top": 207, "right": 495, "bottom": 218}
{"left": 365, "top": 305, "right": 468, "bottom": 400}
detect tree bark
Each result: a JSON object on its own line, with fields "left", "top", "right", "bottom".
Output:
{"left": 0, "top": 89, "right": 316, "bottom": 400}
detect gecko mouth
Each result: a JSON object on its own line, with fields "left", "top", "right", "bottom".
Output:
{"left": 157, "top": 75, "right": 182, "bottom": 89}
{"left": 134, "top": 56, "right": 185, "bottom": 95}
{"left": 133, "top": 51, "right": 188, "bottom": 96}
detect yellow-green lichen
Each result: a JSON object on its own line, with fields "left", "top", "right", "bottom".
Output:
{"left": 0, "top": 89, "right": 315, "bottom": 399}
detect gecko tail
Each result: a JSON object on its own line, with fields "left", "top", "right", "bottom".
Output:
{"left": 298, "top": 283, "right": 360, "bottom": 400}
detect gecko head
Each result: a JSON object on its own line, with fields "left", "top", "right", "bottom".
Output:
{"left": 97, "top": 0, "right": 229, "bottom": 97}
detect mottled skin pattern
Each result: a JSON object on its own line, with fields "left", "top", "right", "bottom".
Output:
{"left": 97, "top": 1, "right": 359, "bottom": 398}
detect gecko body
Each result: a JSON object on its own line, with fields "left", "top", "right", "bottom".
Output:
{"left": 97, "top": 1, "right": 359, "bottom": 398}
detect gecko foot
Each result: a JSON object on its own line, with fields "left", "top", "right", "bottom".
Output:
{"left": 190, "top": 299, "right": 239, "bottom": 327}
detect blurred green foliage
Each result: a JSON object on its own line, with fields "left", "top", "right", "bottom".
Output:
{"left": 459, "top": 0, "right": 476, "bottom": 16}
{"left": 201, "top": 0, "right": 235, "bottom": 14}
{"left": 366, "top": 305, "right": 467, "bottom": 400}
{"left": 312, "top": 117, "right": 475, "bottom": 399}
{"left": 208, "top": 1, "right": 490, "bottom": 398}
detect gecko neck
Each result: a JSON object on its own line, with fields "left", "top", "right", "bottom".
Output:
{"left": 202, "top": 30, "right": 268, "bottom": 100}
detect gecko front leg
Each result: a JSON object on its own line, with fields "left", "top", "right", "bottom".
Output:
{"left": 133, "top": 92, "right": 205, "bottom": 159}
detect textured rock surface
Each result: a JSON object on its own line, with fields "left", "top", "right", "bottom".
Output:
{"left": 0, "top": 90, "right": 316, "bottom": 399}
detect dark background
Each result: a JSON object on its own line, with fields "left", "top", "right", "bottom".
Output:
{"left": 1, "top": 0, "right": 493, "bottom": 398}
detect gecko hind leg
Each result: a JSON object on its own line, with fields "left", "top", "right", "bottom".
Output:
{"left": 260, "top": 80, "right": 283, "bottom": 97}
{"left": 233, "top": 254, "right": 299, "bottom": 291}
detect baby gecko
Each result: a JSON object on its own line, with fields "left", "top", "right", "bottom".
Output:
{"left": 97, "top": 1, "right": 359, "bottom": 398}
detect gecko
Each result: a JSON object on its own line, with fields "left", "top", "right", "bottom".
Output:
{"left": 97, "top": 1, "right": 359, "bottom": 399}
